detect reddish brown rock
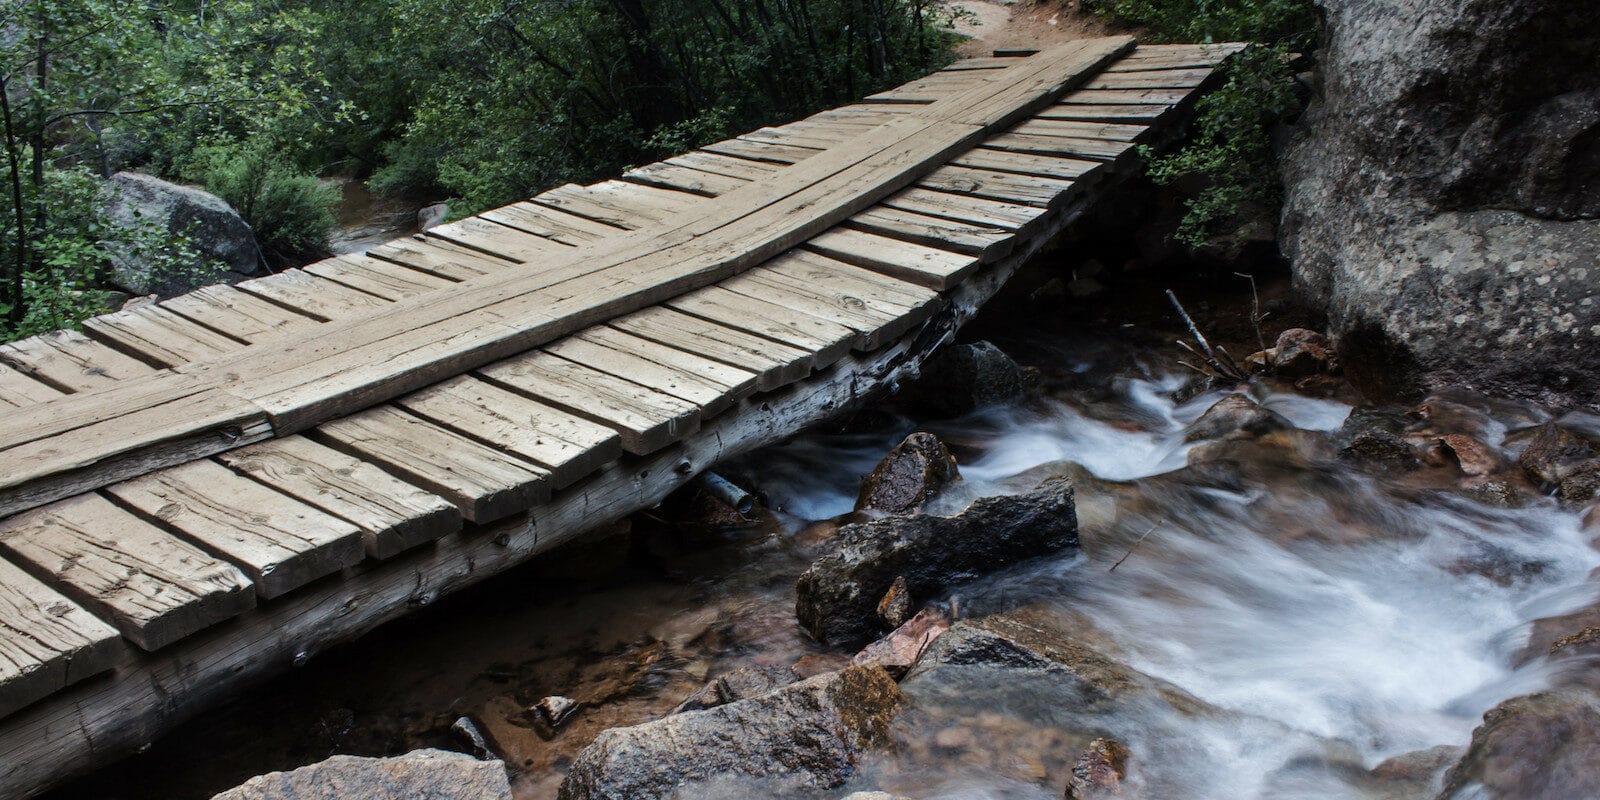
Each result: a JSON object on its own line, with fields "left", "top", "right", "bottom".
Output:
{"left": 1518, "top": 423, "right": 1599, "bottom": 487}
{"left": 1272, "top": 328, "right": 1331, "bottom": 378}
{"left": 876, "top": 576, "right": 913, "bottom": 629}
{"left": 1438, "top": 434, "right": 1502, "bottom": 477}
{"left": 1063, "top": 738, "right": 1131, "bottom": 799}
{"left": 852, "top": 608, "right": 952, "bottom": 677}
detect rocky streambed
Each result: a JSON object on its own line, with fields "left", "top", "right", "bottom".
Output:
{"left": 49, "top": 278, "right": 1600, "bottom": 800}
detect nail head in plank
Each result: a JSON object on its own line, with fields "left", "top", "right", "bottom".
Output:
{"left": 0, "top": 493, "right": 255, "bottom": 651}
{"left": 395, "top": 375, "right": 621, "bottom": 490}
{"left": 0, "top": 556, "right": 120, "bottom": 719}
{"left": 316, "top": 405, "right": 552, "bottom": 523}
{"left": 216, "top": 436, "right": 461, "bottom": 559}
{"left": 235, "top": 269, "right": 393, "bottom": 322}
{"left": 609, "top": 307, "right": 813, "bottom": 391}
{"left": 478, "top": 350, "right": 701, "bottom": 455}
{"left": 0, "top": 330, "right": 155, "bottom": 393}
{"left": 104, "top": 459, "right": 364, "bottom": 599}
{"left": 804, "top": 227, "right": 980, "bottom": 289}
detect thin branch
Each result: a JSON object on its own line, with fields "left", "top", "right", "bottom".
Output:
{"left": 1109, "top": 525, "right": 1157, "bottom": 572}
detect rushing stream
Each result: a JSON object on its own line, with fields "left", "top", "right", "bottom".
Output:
{"left": 51, "top": 291, "right": 1600, "bottom": 800}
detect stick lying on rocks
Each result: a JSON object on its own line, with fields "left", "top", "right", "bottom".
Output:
{"left": 1167, "top": 289, "right": 1248, "bottom": 383}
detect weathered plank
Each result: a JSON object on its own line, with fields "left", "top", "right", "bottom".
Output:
{"left": 0, "top": 557, "right": 120, "bottom": 719}
{"left": 0, "top": 363, "right": 60, "bottom": 407}
{"left": 984, "top": 132, "right": 1135, "bottom": 161}
{"left": 304, "top": 255, "right": 455, "bottom": 301}
{"left": 394, "top": 375, "right": 621, "bottom": 490}
{"left": 882, "top": 186, "right": 1049, "bottom": 232}
{"left": 235, "top": 269, "right": 393, "bottom": 322}
{"left": 952, "top": 147, "right": 1104, "bottom": 180}
{"left": 160, "top": 285, "right": 322, "bottom": 344}
{"left": 624, "top": 162, "right": 748, "bottom": 197}
{"left": 424, "top": 217, "right": 570, "bottom": 263}
{"left": 82, "top": 305, "right": 244, "bottom": 367}
{"left": 919, "top": 164, "right": 1079, "bottom": 207}
{"left": 478, "top": 351, "right": 702, "bottom": 455}
{"left": 847, "top": 205, "right": 1014, "bottom": 260}
{"left": 104, "top": 460, "right": 364, "bottom": 599}
{"left": 316, "top": 405, "right": 552, "bottom": 523}
{"left": 545, "top": 330, "right": 751, "bottom": 416}
{"left": 0, "top": 330, "right": 155, "bottom": 393}
{"left": 0, "top": 493, "right": 255, "bottom": 651}
{"left": 481, "top": 202, "right": 622, "bottom": 243}
{"left": 668, "top": 285, "right": 859, "bottom": 364}
{"left": 609, "top": 307, "right": 815, "bottom": 391}
{"left": 699, "top": 137, "right": 819, "bottom": 165}
{"left": 804, "top": 227, "right": 980, "bottom": 289}
{"left": 1083, "top": 67, "right": 1214, "bottom": 89}
{"left": 370, "top": 237, "right": 512, "bottom": 281}
{"left": 663, "top": 151, "right": 782, "bottom": 181}
{"left": 216, "top": 436, "right": 461, "bottom": 559}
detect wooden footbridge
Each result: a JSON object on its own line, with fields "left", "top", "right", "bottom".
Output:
{"left": 0, "top": 37, "right": 1238, "bottom": 796}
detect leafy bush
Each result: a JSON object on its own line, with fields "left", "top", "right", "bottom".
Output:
{"left": 1084, "top": 0, "right": 1317, "bottom": 247}
{"left": 182, "top": 141, "right": 338, "bottom": 265}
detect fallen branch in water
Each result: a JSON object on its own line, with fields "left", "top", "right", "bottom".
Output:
{"left": 1166, "top": 289, "right": 1249, "bottom": 383}
{"left": 1109, "top": 525, "right": 1158, "bottom": 572}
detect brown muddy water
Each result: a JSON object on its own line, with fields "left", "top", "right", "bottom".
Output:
{"left": 44, "top": 273, "right": 1600, "bottom": 800}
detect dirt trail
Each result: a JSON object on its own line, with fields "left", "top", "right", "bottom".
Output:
{"left": 950, "top": 0, "right": 1122, "bottom": 58}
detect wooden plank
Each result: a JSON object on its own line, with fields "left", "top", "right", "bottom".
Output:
{"left": 723, "top": 269, "right": 916, "bottom": 351}
{"left": 394, "top": 375, "right": 621, "bottom": 490}
{"left": 919, "top": 164, "right": 1079, "bottom": 207}
{"left": 159, "top": 285, "right": 322, "bottom": 344}
{"left": 984, "top": 132, "right": 1134, "bottom": 161}
{"left": 742, "top": 126, "right": 852, "bottom": 151}
{"left": 847, "top": 205, "right": 1013, "bottom": 260}
{"left": 1035, "top": 103, "right": 1169, "bottom": 122}
{"left": 304, "top": 255, "right": 454, "bottom": 301}
{"left": 235, "top": 269, "right": 393, "bottom": 322}
{"left": 1108, "top": 44, "right": 1244, "bottom": 70}
{"left": 104, "top": 459, "right": 365, "bottom": 599}
{"left": 0, "top": 362, "right": 61, "bottom": 407}
{"left": 316, "top": 406, "right": 551, "bottom": 523}
{"left": 767, "top": 250, "right": 945, "bottom": 310}
{"left": 941, "top": 56, "right": 1028, "bottom": 71}
{"left": 544, "top": 331, "right": 747, "bottom": 416}
{"left": 953, "top": 147, "right": 1103, "bottom": 180}
{"left": 882, "top": 186, "right": 1049, "bottom": 232}
{"left": 1012, "top": 119, "right": 1148, "bottom": 141}
{"left": 574, "top": 326, "right": 760, "bottom": 403}
{"left": 1083, "top": 68, "right": 1214, "bottom": 89}
{"left": 1059, "top": 87, "right": 1191, "bottom": 105}
{"left": 609, "top": 307, "right": 813, "bottom": 391}
{"left": 0, "top": 493, "right": 255, "bottom": 651}
{"left": 0, "top": 37, "right": 1136, "bottom": 514}
{"left": 216, "top": 436, "right": 461, "bottom": 559}
{"left": 804, "top": 227, "right": 981, "bottom": 290}
{"left": 82, "top": 305, "right": 244, "bottom": 367}
{"left": 0, "top": 330, "right": 155, "bottom": 393}
{"left": 0, "top": 556, "right": 120, "bottom": 719}
{"left": 663, "top": 151, "right": 781, "bottom": 181}
{"left": 624, "top": 162, "right": 747, "bottom": 197}
{"left": 699, "top": 137, "right": 818, "bottom": 165}
{"left": 534, "top": 181, "right": 700, "bottom": 229}
{"left": 667, "top": 285, "right": 858, "bottom": 365}
{"left": 425, "top": 217, "right": 569, "bottom": 263}
{"left": 367, "top": 238, "right": 505, "bottom": 281}
{"left": 481, "top": 203, "right": 621, "bottom": 243}
{"left": 478, "top": 351, "right": 701, "bottom": 455}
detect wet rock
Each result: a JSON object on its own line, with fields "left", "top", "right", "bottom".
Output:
{"left": 1436, "top": 434, "right": 1501, "bottom": 477}
{"left": 1556, "top": 460, "right": 1600, "bottom": 507}
{"left": 559, "top": 665, "right": 903, "bottom": 800}
{"left": 451, "top": 715, "right": 494, "bottom": 760}
{"left": 1461, "top": 480, "right": 1525, "bottom": 508}
{"left": 673, "top": 664, "right": 801, "bottom": 714}
{"left": 1063, "top": 738, "right": 1131, "bottom": 799}
{"left": 105, "top": 171, "right": 261, "bottom": 295}
{"left": 1271, "top": 328, "right": 1331, "bottom": 379}
{"left": 532, "top": 696, "right": 581, "bottom": 740}
{"left": 1367, "top": 745, "right": 1462, "bottom": 798}
{"left": 797, "top": 476, "right": 1077, "bottom": 647}
{"left": 856, "top": 432, "right": 961, "bottom": 514}
{"left": 418, "top": 202, "right": 449, "bottom": 230}
{"left": 1437, "top": 688, "right": 1600, "bottom": 800}
{"left": 853, "top": 607, "right": 952, "bottom": 677}
{"left": 1518, "top": 423, "right": 1599, "bottom": 487}
{"left": 1184, "top": 394, "right": 1290, "bottom": 442}
{"left": 876, "top": 576, "right": 914, "bottom": 628}
{"left": 792, "top": 652, "right": 852, "bottom": 679}
{"left": 899, "top": 341, "right": 1025, "bottom": 417}
{"left": 1515, "top": 605, "right": 1600, "bottom": 667}
{"left": 1339, "top": 431, "right": 1421, "bottom": 473}
{"left": 210, "top": 749, "right": 511, "bottom": 800}
{"left": 1280, "top": 0, "right": 1600, "bottom": 404}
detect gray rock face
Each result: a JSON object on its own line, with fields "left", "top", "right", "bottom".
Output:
{"left": 796, "top": 476, "right": 1077, "bottom": 647}
{"left": 559, "top": 665, "right": 903, "bottom": 800}
{"left": 1280, "top": 0, "right": 1600, "bottom": 404}
{"left": 105, "top": 171, "right": 261, "bottom": 295}
{"left": 210, "top": 749, "right": 512, "bottom": 800}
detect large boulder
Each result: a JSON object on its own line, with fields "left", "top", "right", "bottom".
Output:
{"left": 1279, "top": 0, "right": 1600, "bottom": 404}
{"left": 210, "top": 749, "right": 511, "bottom": 800}
{"left": 897, "top": 340, "right": 1025, "bottom": 417}
{"left": 558, "top": 665, "right": 903, "bottom": 800}
{"left": 796, "top": 476, "right": 1077, "bottom": 646}
{"left": 1436, "top": 688, "right": 1600, "bottom": 799}
{"left": 105, "top": 171, "right": 262, "bottom": 295}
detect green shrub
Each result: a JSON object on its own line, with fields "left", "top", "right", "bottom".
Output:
{"left": 183, "top": 141, "right": 338, "bottom": 265}
{"left": 1084, "top": 0, "right": 1317, "bottom": 247}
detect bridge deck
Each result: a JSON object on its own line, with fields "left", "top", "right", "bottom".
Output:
{"left": 0, "top": 38, "right": 1240, "bottom": 797}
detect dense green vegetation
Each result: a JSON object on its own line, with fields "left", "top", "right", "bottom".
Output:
{"left": 1083, "top": 0, "right": 1317, "bottom": 247}
{"left": 0, "top": 0, "right": 962, "bottom": 341}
